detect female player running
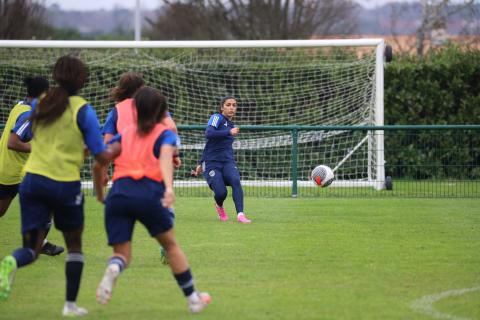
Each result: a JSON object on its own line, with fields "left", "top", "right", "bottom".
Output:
{"left": 0, "top": 56, "right": 118, "bottom": 317}
{"left": 93, "top": 87, "right": 210, "bottom": 313}
{"left": 0, "top": 76, "right": 64, "bottom": 256}
{"left": 102, "top": 72, "right": 180, "bottom": 264}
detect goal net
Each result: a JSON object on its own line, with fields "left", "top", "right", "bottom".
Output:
{"left": 0, "top": 40, "right": 385, "bottom": 196}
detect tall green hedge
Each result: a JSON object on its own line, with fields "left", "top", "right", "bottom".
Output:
{"left": 384, "top": 46, "right": 480, "bottom": 179}
{"left": 385, "top": 46, "right": 480, "bottom": 125}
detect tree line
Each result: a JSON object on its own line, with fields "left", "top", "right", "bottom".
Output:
{"left": 2, "top": 0, "right": 478, "bottom": 56}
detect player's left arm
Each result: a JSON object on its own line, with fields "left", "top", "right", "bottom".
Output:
{"left": 160, "top": 144, "right": 175, "bottom": 208}
{"left": 162, "top": 111, "right": 182, "bottom": 168}
{"left": 156, "top": 130, "right": 177, "bottom": 208}
{"left": 78, "top": 104, "right": 121, "bottom": 202}
{"left": 78, "top": 104, "right": 120, "bottom": 161}
{"left": 7, "top": 132, "right": 31, "bottom": 152}
{"left": 8, "top": 111, "right": 33, "bottom": 152}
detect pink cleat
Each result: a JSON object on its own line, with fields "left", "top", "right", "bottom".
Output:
{"left": 215, "top": 204, "right": 229, "bottom": 221}
{"left": 237, "top": 213, "right": 251, "bottom": 224}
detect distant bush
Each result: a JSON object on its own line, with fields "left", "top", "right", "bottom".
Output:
{"left": 385, "top": 45, "right": 480, "bottom": 125}
{"left": 384, "top": 45, "right": 480, "bottom": 179}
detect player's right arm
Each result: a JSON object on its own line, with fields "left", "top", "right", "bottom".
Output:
{"left": 205, "top": 114, "right": 231, "bottom": 138}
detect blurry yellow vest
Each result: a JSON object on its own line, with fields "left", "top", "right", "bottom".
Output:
{"left": 23, "top": 96, "right": 87, "bottom": 182}
{"left": 0, "top": 102, "right": 31, "bottom": 185}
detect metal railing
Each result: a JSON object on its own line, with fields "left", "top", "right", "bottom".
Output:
{"left": 2, "top": 124, "right": 479, "bottom": 198}
{"left": 174, "top": 125, "right": 480, "bottom": 198}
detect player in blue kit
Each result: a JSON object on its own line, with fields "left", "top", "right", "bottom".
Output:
{"left": 0, "top": 56, "right": 118, "bottom": 317}
{"left": 93, "top": 87, "right": 210, "bottom": 313}
{"left": 192, "top": 96, "right": 251, "bottom": 223}
{"left": 0, "top": 76, "right": 64, "bottom": 256}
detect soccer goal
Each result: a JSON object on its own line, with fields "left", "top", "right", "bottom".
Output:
{"left": 0, "top": 39, "right": 386, "bottom": 195}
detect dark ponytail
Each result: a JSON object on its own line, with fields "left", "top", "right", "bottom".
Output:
{"left": 110, "top": 71, "right": 144, "bottom": 102}
{"left": 31, "top": 56, "right": 87, "bottom": 127}
{"left": 133, "top": 87, "right": 167, "bottom": 136}
{"left": 24, "top": 76, "right": 49, "bottom": 98}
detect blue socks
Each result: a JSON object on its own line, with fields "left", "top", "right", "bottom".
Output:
{"left": 12, "top": 248, "right": 35, "bottom": 268}
{"left": 65, "top": 252, "right": 84, "bottom": 302}
{"left": 174, "top": 269, "right": 195, "bottom": 297}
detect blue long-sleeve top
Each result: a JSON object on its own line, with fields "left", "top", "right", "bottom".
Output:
{"left": 202, "top": 113, "right": 235, "bottom": 163}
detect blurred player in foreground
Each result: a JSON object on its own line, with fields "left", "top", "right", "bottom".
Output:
{"left": 0, "top": 56, "right": 118, "bottom": 317}
{"left": 0, "top": 76, "right": 64, "bottom": 256}
{"left": 102, "top": 72, "right": 180, "bottom": 264}
{"left": 93, "top": 86, "right": 210, "bottom": 313}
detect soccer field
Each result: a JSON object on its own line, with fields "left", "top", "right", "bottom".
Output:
{"left": 0, "top": 197, "right": 479, "bottom": 319}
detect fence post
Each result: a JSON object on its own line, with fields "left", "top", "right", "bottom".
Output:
{"left": 291, "top": 127, "right": 298, "bottom": 197}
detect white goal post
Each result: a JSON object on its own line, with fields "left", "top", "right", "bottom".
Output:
{"left": 0, "top": 39, "right": 386, "bottom": 194}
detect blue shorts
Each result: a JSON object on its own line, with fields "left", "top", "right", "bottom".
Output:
{"left": 0, "top": 183, "right": 19, "bottom": 199}
{"left": 203, "top": 161, "right": 241, "bottom": 188}
{"left": 19, "top": 173, "right": 84, "bottom": 234}
{"left": 104, "top": 191, "right": 174, "bottom": 246}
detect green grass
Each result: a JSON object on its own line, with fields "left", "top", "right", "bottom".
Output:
{"left": 1, "top": 197, "right": 479, "bottom": 319}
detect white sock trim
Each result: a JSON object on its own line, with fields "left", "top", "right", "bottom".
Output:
{"left": 187, "top": 291, "right": 200, "bottom": 303}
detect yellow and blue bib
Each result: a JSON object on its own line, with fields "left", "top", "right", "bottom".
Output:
{"left": 0, "top": 102, "right": 32, "bottom": 185}
{"left": 23, "top": 96, "right": 87, "bottom": 182}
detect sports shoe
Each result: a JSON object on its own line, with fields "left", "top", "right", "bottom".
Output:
{"left": 160, "top": 247, "right": 169, "bottom": 265}
{"left": 40, "top": 242, "right": 65, "bottom": 256}
{"left": 0, "top": 256, "right": 17, "bottom": 301}
{"left": 237, "top": 213, "right": 251, "bottom": 224}
{"left": 215, "top": 204, "right": 228, "bottom": 221}
{"left": 96, "top": 264, "right": 120, "bottom": 305}
{"left": 62, "top": 303, "right": 88, "bottom": 317}
{"left": 188, "top": 292, "right": 211, "bottom": 313}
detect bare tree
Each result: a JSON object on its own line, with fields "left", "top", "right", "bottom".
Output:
{"left": 0, "top": 0, "right": 50, "bottom": 39}
{"left": 147, "top": 0, "right": 357, "bottom": 40}
{"left": 389, "top": 0, "right": 477, "bottom": 56}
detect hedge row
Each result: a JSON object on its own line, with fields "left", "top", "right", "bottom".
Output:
{"left": 384, "top": 46, "right": 480, "bottom": 179}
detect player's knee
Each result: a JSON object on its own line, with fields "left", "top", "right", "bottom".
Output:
{"left": 215, "top": 189, "right": 228, "bottom": 201}
{"left": 230, "top": 178, "right": 242, "bottom": 188}
{"left": 22, "top": 229, "right": 45, "bottom": 253}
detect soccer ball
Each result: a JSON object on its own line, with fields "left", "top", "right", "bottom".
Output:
{"left": 311, "top": 165, "right": 334, "bottom": 187}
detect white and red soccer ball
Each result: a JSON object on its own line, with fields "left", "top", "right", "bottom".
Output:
{"left": 311, "top": 165, "right": 334, "bottom": 187}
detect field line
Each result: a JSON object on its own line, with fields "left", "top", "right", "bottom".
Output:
{"left": 410, "top": 286, "right": 480, "bottom": 320}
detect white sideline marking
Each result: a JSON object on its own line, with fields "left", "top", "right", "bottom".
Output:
{"left": 410, "top": 286, "right": 480, "bottom": 320}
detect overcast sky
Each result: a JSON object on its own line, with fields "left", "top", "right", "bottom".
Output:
{"left": 44, "top": 0, "right": 419, "bottom": 11}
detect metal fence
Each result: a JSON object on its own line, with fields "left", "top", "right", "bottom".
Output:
{"left": 1, "top": 124, "right": 479, "bottom": 198}
{"left": 173, "top": 125, "right": 480, "bottom": 198}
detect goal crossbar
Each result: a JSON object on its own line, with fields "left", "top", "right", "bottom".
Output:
{"left": 0, "top": 39, "right": 384, "bottom": 49}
